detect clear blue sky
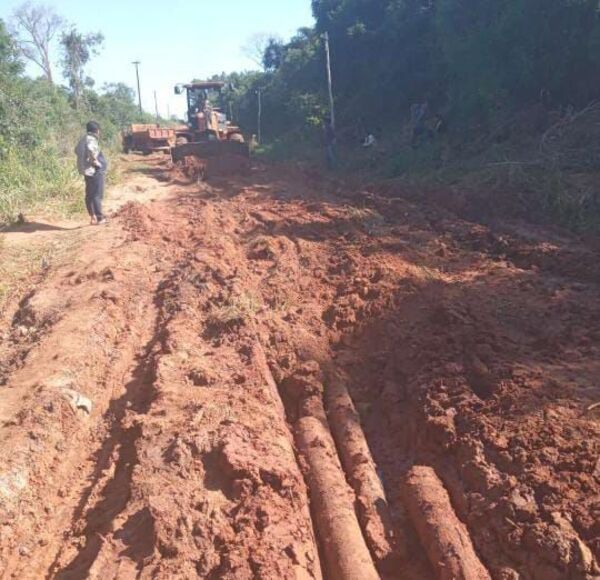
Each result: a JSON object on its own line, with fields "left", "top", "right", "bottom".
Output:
{"left": 1, "top": 0, "right": 314, "bottom": 117}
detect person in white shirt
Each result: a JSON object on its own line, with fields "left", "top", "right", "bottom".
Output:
{"left": 362, "top": 133, "right": 377, "bottom": 148}
{"left": 75, "top": 121, "right": 108, "bottom": 225}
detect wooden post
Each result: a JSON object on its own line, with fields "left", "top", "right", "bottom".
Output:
{"left": 257, "top": 88, "right": 262, "bottom": 144}
{"left": 324, "top": 32, "right": 335, "bottom": 130}
{"left": 132, "top": 61, "right": 142, "bottom": 116}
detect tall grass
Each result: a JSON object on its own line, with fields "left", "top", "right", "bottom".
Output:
{"left": 0, "top": 146, "right": 83, "bottom": 223}
{"left": 0, "top": 66, "right": 141, "bottom": 226}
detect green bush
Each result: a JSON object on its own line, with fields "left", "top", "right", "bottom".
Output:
{"left": 0, "top": 19, "right": 153, "bottom": 225}
{"left": 0, "top": 74, "right": 116, "bottom": 224}
{"left": 0, "top": 146, "right": 81, "bottom": 223}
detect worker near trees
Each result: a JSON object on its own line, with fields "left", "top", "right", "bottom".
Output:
{"left": 75, "top": 121, "right": 108, "bottom": 225}
{"left": 323, "top": 116, "right": 337, "bottom": 169}
{"left": 410, "top": 101, "right": 429, "bottom": 147}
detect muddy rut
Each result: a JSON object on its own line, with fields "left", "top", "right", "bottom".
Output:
{"left": 0, "top": 156, "right": 598, "bottom": 580}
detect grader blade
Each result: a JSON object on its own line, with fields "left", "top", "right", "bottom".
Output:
{"left": 171, "top": 140, "right": 249, "bottom": 163}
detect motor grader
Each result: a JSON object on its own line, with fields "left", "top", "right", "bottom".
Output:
{"left": 171, "top": 81, "right": 249, "bottom": 176}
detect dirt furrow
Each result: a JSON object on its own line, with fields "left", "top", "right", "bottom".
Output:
{"left": 0, "top": 231, "right": 167, "bottom": 578}
{"left": 54, "top": 199, "right": 322, "bottom": 578}
{"left": 207, "top": 163, "right": 599, "bottom": 579}
{"left": 49, "top": 288, "right": 165, "bottom": 578}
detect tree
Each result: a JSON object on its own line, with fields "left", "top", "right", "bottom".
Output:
{"left": 263, "top": 38, "right": 286, "bottom": 71}
{"left": 11, "top": 2, "right": 64, "bottom": 83}
{"left": 0, "top": 19, "right": 23, "bottom": 76}
{"left": 101, "top": 82, "right": 136, "bottom": 104}
{"left": 60, "top": 27, "right": 103, "bottom": 108}
{"left": 242, "top": 32, "right": 282, "bottom": 70}
{"left": 95, "top": 82, "right": 139, "bottom": 126}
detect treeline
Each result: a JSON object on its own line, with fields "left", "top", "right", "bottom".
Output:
{"left": 0, "top": 5, "right": 151, "bottom": 224}
{"left": 215, "top": 0, "right": 600, "bottom": 229}
{"left": 313, "top": 0, "right": 600, "bottom": 127}
{"left": 223, "top": 0, "right": 600, "bottom": 142}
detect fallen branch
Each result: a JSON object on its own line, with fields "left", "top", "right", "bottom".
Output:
{"left": 485, "top": 160, "right": 543, "bottom": 167}
{"left": 540, "top": 100, "right": 599, "bottom": 154}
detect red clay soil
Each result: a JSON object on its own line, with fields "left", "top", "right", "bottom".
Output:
{"left": 173, "top": 154, "right": 250, "bottom": 183}
{"left": 0, "top": 154, "right": 598, "bottom": 579}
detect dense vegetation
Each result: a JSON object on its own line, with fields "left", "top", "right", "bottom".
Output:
{"left": 3, "top": 1, "right": 600, "bottom": 230}
{"left": 218, "top": 0, "right": 600, "bottom": 230}
{"left": 0, "top": 13, "right": 151, "bottom": 224}
{"left": 224, "top": 0, "right": 600, "bottom": 139}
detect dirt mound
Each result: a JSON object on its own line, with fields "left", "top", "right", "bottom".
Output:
{"left": 115, "top": 201, "right": 155, "bottom": 239}
{"left": 209, "top": 154, "right": 250, "bottom": 177}
{"left": 171, "top": 156, "right": 207, "bottom": 183}
{"left": 172, "top": 154, "right": 250, "bottom": 183}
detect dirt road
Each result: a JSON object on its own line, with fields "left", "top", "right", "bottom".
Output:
{"left": 0, "top": 155, "right": 598, "bottom": 579}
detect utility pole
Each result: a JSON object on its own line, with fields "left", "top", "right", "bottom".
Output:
{"left": 324, "top": 32, "right": 335, "bottom": 130}
{"left": 132, "top": 61, "right": 142, "bottom": 115}
{"left": 257, "top": 88, "right": 262, "bottom": 144}
{"left": 154, "top": 90, "right": 159, "bottom": 121}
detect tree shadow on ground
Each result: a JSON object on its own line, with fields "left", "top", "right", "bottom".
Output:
{"left": 1, "top": 222, "right": 80, "bottom": 234}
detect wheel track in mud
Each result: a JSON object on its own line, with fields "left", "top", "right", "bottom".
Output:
{"left": 49, "top": 279, "right": 167, "bottom": 578}
{"left": 0, "top": 219, "right": 171, "bottom": 578}
{"left": 25, "top": 198, "right": 324, "bottom": 579}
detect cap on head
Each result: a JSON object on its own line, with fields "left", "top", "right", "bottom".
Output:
{"left": 86, "top": 121, "right": 100, "bottom": 134}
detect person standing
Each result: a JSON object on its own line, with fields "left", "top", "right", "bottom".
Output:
{"left": 323, "top": 116, "right": 337, "bottom": 169}
{"left": 410, "top": 101, "right": 429, "bottom": 148}
{"left": 75, "top": 121, "right": 108, "bottom": 225}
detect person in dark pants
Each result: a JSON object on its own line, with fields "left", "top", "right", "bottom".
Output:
{"left": 322, "top": 116, "right": 337, "bottom": 169}
{"left": 410, "top": 101, "right": 430, "bottom": 148}
{"left": 84, "top": 152, "right": 107, "bottom": 223}
{"left": 75, "top": 121, "right": 109, "bottom": 225}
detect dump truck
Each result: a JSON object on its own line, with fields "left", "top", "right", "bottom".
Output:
{"left": 122, "top": 124, "right": 176, "bottom": 155}
{"left": 170, "top": 81, "right": 249, "bottom": 175}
